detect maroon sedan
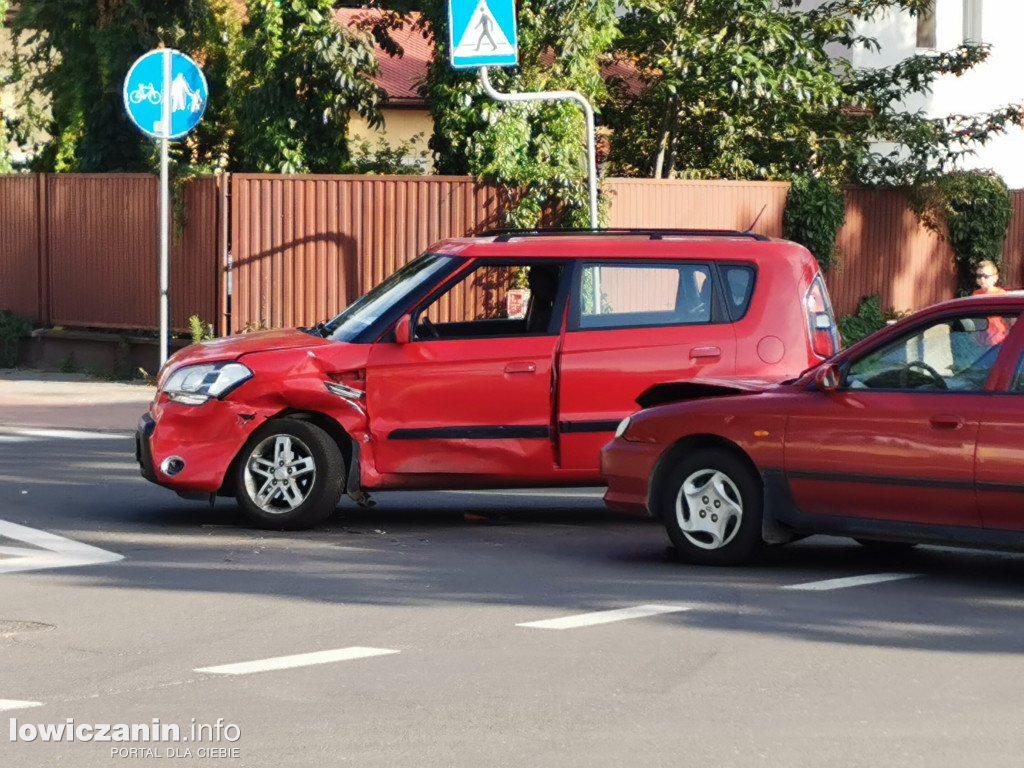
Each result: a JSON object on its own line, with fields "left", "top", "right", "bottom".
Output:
{"left": 601, "top": 293, "right": 1024, "bottom": 565}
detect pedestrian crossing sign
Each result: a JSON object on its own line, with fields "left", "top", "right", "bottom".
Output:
{"left": 447, "top": 0, "right": 518, "bottom": 69}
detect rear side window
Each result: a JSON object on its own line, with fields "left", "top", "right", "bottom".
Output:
{"left": 721, "top": 264, "right": 756, "bottom": 320}
{"left": 576, "top": 263, "right": 712, "bottom": 330}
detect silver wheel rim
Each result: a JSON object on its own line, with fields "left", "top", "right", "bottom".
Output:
{"left": 243, "top": 433, "right": 317, "bottom": 514}
{"left": 675, "top": 467, "right": 743, "bottom": 550}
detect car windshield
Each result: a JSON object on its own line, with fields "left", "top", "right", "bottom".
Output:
{"left": 320, "top": 253, "right": 456, "bottom": 342}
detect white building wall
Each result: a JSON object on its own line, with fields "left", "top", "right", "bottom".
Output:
{"left": 832, "top": 0, "right": 1024, "bottom": 187}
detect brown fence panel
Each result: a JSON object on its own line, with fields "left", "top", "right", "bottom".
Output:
{"left": 1002, "top": 190, "right": 1024, "bottom": 291}
{"left": 46, "top": 174, "right": 219, "bottom": 331}
{"left": 229, "top": 175, "right": 502, "bottom": 331}
{"left": 826, "top": 188, "right": 956, "bottom": 318}
{"left": 0, "top": 174, "right": 43, "bottom": 320}
{"left": 604, "top": 178, "right": 790, "bottom": 235}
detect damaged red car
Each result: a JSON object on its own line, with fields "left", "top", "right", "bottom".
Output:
{"left": 602, "top": 293, "right": 1024, "bottom": 565}
{"left": 136, "top": 229, "right": 837, "bottom": 529}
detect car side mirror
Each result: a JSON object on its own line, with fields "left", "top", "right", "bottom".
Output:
{"left": 814, "top": 363, "right": 840, "bottom": 392}
{"left": 395, "top": 313, "right": 412, "bottom": 345}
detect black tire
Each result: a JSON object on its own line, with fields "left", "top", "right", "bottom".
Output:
{"left": 854, "top": 538, "right": 918, "bottom": 553}
{"left": 658, "top": 448, "right": 763, "bottom": 566}
{"left": 234, "top": 419, "right": 344, "bottom": 530}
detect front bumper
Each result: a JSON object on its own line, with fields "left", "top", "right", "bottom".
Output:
{"left": 600, "top": 438, "right": 664, "bottom": 517}
{"left": 134, "top": 396, "right": 268, "bottom": 494}
{"left": 135, "top": 413, "right": 158, "bottom": 484}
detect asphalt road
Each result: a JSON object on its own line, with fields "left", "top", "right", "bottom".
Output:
{"left": 4, "top": 423, "right": 1024, "bottom": 767}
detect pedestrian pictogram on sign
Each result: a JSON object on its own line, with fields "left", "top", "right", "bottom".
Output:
{"left": 448, "top": 0, "right": 518, "bottom": 69}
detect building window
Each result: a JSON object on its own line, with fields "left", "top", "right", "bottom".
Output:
{"left": 916, "top": 2, "right": 936, "bottom": 49}
{"left": 963, "top": 0, "right": 983, "bottom": 44}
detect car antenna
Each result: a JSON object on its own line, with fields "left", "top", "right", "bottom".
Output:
{"left": 743, "top": 204, "right": 768, "bottom": 235}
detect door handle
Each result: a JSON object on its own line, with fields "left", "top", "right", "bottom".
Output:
{"left": 690, "top": 346, "right": 721, "bottom": 360}
{"left": 504, "top": 362, "right": 536, "bottom": 374}
{"left": 929, "top": 415, "right": 964, "bottom": 430}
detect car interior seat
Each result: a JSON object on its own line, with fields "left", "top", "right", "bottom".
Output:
{"left": 525, "top": 266, "right": 561, "bottom": 333}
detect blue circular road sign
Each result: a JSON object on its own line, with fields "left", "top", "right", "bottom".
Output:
{"left": 123, "top": 49, "right": 208, "bottom": 140}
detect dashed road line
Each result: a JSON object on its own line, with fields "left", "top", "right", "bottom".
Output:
{"left": 195, "top": 647, "right": 400, "bottom": 676}
{"left": 516, "top": 604, "right": 690, "bottom": 630}
{"left": 0, "top": 700, "right": 43, "bottom": 712}
{"left": 782, "top": 573, "right": 922, "bottom": 591}
{"left": 0, "top": 428, "right": 127, "bottom": 441}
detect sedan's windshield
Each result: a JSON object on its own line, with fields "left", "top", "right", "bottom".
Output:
{"left": 320, "top": 253, "right": 456, "bottom": 342}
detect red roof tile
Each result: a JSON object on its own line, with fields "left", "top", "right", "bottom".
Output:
{"left": 336, "top": 8, "right": 431, "bottom": 105}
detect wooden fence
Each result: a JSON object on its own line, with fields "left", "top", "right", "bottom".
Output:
{"left": 3, "top": 172, "right": 1024, "bottom": 334}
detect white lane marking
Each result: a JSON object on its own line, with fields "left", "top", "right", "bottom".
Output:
{"left": 516, "top": 604, "right": 690, "bottom": 630}
{"left": 0, "top": 700, "right": 43, "bottom": 712}
{"left": 0, "top": 521, "right": 123, "bottom": 575}
{"left": 195, "top": 647, "right": 400, "bottom": 675}
{"left": 0, "top": 428, "right": 126, "bottom": 441}
{"left": 783, "top": 572, "right": 921, "bottom": 591}
{"left": 0, "top": 436, "right": 32, "bottom": 443}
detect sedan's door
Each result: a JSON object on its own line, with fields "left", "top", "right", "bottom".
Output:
{"left": 784, "top": 313, "right": 1005, "bottom": 527}
{"left": 556, "top": 261, "right": 738, "bottom": 471}
{"left": 973, "top": 316, "right": 1024, "bottom": 529}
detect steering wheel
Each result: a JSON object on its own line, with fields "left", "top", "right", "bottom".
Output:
{"left": 900, "top": 361, "right": 947, "bottom": 390}
{"left": 417, "top": 317, "right": 440, "bottom": 339}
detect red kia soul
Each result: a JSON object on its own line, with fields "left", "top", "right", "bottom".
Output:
{"left": 136, "top": 229, "right": 838, "bottom": 529}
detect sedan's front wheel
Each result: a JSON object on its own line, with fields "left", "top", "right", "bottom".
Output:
{"left": 659, "top": 448, "right": 763, "bottom": 566}
{"left": 234, "top": 419, "right": 344, "bottom": 530}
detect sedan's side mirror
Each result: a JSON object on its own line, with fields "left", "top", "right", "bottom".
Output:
{"left": 814, "top": 362, "right": 841, "bottom": 392}
{"left": 395, "top": 313, "right": 412, "bottom": 345}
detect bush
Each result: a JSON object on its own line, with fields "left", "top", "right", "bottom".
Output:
{"left": 0, "top": 310, "right": 33, "bottom": 367}
{"left": 837, "top": 295, "right": 909, "bottom": 348}
{"left": 910, "top": 170, "right": 1013, "bottom": 295}
{"left": 783, "top": 175, "right": 846, "bottom": 271}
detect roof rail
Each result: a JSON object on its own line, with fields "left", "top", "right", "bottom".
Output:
{"left": 475, "top": 227, "right": 770, "bottom": 242}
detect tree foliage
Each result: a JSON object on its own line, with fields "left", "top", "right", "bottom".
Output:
{"left": 417, "top": 0, "right": 618, "bottom": 226}
{"left": 3, "top": 0, "right": 383, "bottom": 175}
{"left": 606, "top": 0, "right": 1023, "bottom": 185}
{"left": 8, "top": 0, "right": 239, "bottom": 172}
{"left": 232, "top": 0, "right": 385, "bottom": 173}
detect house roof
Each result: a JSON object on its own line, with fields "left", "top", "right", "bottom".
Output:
{"left": 335, "top": 8, "right": 432, "bottom": 106}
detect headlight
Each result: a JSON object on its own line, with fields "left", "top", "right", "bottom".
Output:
{"left": 162, "top": 362, "right": 253, "bottom": 405}
{"left": 614, "top": 415, "right": 632, "bottom": 438}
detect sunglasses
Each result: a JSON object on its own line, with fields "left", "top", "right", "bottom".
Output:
{"left": 976, "top": 272, "right": 997, "bottom": 279}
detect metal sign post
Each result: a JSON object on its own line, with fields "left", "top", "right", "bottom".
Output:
{"left": 123, "top": 49, "right": 208, "bottom": 367}
{"left": 447, "top": 0, "right": 598, "bottom": 228}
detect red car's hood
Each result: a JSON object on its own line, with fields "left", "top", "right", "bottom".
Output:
{"left": 636, "top": 377, "right": 779, "bottom": 408}
{"left": 165, "top": 328, "right": 334, "bottom": 368}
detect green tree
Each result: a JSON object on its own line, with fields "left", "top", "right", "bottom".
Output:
{"left": 418, "top": 0, "right": 618, "bottom": 226}
{"left": 606, "top": 0, "right": 1022, "bottom": 185}
{"left": 232, "top": 0, "right": 385, "bottom": 173}
{"left": 8, "top": 0, "right": 239, "bottom": 173}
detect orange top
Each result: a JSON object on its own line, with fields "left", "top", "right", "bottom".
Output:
{"left": 973, "top": 286, "right": 1009, "bottom": 344}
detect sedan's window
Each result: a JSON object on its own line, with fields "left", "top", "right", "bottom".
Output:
{"left": 577, "top": 264, "right": 712, "bottom": 329}
{"left": 845, "top": 314, "right": 1016, "bottom": 391}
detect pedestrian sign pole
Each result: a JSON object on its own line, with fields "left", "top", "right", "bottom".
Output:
{"left": 447, "top": 0, "right": 598, "bottom": 228}
{"left": 123, "top": 49, "right": 208, "bottom": 367}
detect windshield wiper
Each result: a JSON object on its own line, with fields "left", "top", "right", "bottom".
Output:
{"left": 302, "top": 321, "right": 330, "bottom": 338}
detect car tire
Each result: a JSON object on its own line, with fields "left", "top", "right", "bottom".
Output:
{"left": 659, "top": 448, "right": 763, "bottom": 566}
{"left": 234, "top": 419, "right": 344, "bottom": 530}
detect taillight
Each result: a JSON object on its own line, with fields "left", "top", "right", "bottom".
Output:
{"left": 806, "top": 276, "right": 839, "bottom": 358}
